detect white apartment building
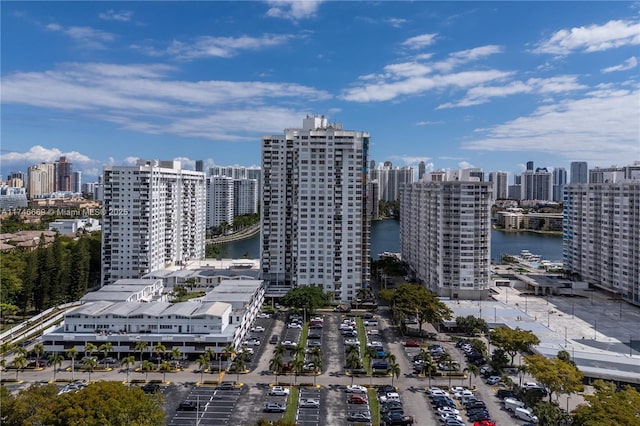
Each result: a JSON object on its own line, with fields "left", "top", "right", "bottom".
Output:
{"left": 27, "top": 162, "right": 56, "bottom": 199}
{"left": 522, "top": 167, "right": 552, "bottom": 201}
{"left": 207, "top": 175, "right": 234, "bottom": 228}
{"left": 261, "top": 115, "right": 370, "bottom": 302}
{"left": 370, "top": 161, "right": 414, "bottom": 202}
{"left": 101, "top": 160, "right": 206, "bottom": 285}
{"left": 400, "top": 179, "right": 492, "bottom": 299}
{"left": 233, "top": 178, "right": 258, "bottom": 216}
{"left": 563, "top": 178, "right": 640, "bottom": 305}
{"left": 489, "top": 171, "right": 508, "bottom": 200}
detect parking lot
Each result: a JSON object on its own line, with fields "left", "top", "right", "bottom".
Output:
{"left": 168, "top": 384, "right": 243, "bottom": 425}
{"left": 296, "top": 386, "right": 323, "bottom": 426}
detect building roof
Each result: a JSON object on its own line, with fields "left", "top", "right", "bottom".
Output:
{"left": 193, "top": 302, "right": 232, "bottom": 317}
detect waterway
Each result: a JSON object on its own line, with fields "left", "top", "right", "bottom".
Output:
{"left": 219, "top": 219, "right": 563, "bottom": 262}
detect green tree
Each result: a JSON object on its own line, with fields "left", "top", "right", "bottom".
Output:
{"left": 456, "top": 315, "right": 489, "bottom": 335}
{"left": 269, "top": 354, "right": 284, "bottom": 385}
{"left": 48, "top": 352, "right": 65, "bottom": 381}
{"left": 66, "top": 347, "right": 78, "bottom": 381}
{"left": 135, "top": 340, "right": 149, "bottom": 367}
{"left": 387, "top": 361, "right": 401, "bottom": 387}
{"left": 230, "top": 356, "right": 246, "bottom": 383}
{"left": 490, "top": 348, "right": 510, "bottom": 371}
{"left": 159, "top": 361, "right": 172, "bottom": 383}
{"left": 82, "top": 356, "right": 98, "bottom": 383}
{"left": 533, "top": 401, "right": 572, "bottom": 426}
{"left": 68, "top": 237, "right": 90, "bottom": 300}
{"left": 12, "top": 354, "right": 27, "bottom": 381}
{"left": 391, "top": 284, "right": 453, "bottom": 335}
{"left": 280, "top": 286, "right": 329, "bottom": 314}
{"left": 84, "top": 342, "right": 97, "bottom": 360}
{"left": 141, "top": 360, "right": 155, "bottom": 381}
{"left": 98, "top": 342, "right": 113, "bottom": 367}
{"left": 121, "top": 355, "right": 136, "bottom": 385}
{"left": 346, "top": 351, "right": 361, "bottom": 385}
{"left": 196, "top": 354, "right": 209, "bottom": 383}
{"left": 54, "top": 381, "right": 164, "bottom": 425}
{"left": 33, "top": 342, "right": 45, "bottom": 369}
{"left": 524, "top": 354, "right": 583, "bottom": 402}
{"left": 490, "top": 326, "right": 540, "bottom": 366}
{"left": 572, "top": 379, "right": 640, "bottom": 426}
{"left": 223, "top": 343, "right": 236, "bottom": 371}
{"left": 464, "top": 364, "right": 479, "bottom": 388}
{"left": 291, "top": 358, "right": 304, "bottom": 386}
{"left": 153, "top": 342, "right": 166, "bottom": 368}
{"left": 171, "top": 347, "right": 182, "bottom": 365}
{"left": 0, "top": 383, "right": 58, "bottom": 426}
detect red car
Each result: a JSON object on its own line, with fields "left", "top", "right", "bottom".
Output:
{"left": 474, "top": 421, "right": 496, "bottom": 426}
{"left": 404, "top": 340, "right": 420, "bottom": 347}
{"left": 348, "top": 394, "right": 368, "bottom": 404}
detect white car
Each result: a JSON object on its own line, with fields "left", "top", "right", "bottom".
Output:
{"left": 364, "top": 320, "right": 379, "bottom": 326}
{"left": 379, "top": 392, "right": 400, "bottom": 403}
{"left": 243, "top": 339, "right": 260, "bottom": 346}
{"left": 523, "top": 381, "right": 540, "bottom": 389}
{"left": 487, "top": 376, "right": 501, "bottom": 385}
{"left": 299, "top": 398, "right": 320, "bottom": 408}
{"left": 256, "top": 313, "right": 271, "bottom": 319}
{"left": 454, "top": 390, "right": 474, "bottom": 399}
{"left": 251, "top": 326, "right": 265, "bottom": 333}
{"left": 437, "top": 407, "right": 459, "bottom": 416}
{"left": 346, "top": 385, "right": 368, "bottom": 394}
{"left": 429, "top": 389, "right": 450, "bottom": 398}
{"left": 287, "top": 323, "right": 302, "bottom": 329}
{"left": 269, "top": 386, "right": 290, "bottom": 396}
{"left": 282, "top": 340, "right": 297, "bottom": 348}
{"left": 439, "top": 413, "right": 463, "bottom": 423}
{"left": 344, "top": 339, "right": 360, "bottom": 346}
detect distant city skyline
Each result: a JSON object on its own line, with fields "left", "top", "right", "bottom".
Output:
{"left": 2, "top": 2, "right": 639, "bottom": 181}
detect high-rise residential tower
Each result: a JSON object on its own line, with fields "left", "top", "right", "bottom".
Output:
{"left": 400, "top": 174, "right": 492, "bottom": 299}
{"left": 56, "top": 156, "right": 73, "bottom": 192}
{"left": 261, "top": 116, "right": 370, "bottom": 302}
{"left": 552, "top": 167, "right": 567, "bottom": 202}
{"left": 27, "top": 162, "right": 56, "bottom": 199}
{"left": 563, "top": 169, "right": 640, "bottom": 304}
{"left": 570, "top": 161, "right": 588, "bottom": 184}
{"left": 101, "top": 160, "right": 206, "bottom": 285}
{"left": 489, "top": 171, "right": 508, "bottom": 200}
{"left": 206, "top": 175, "right": 234, "bottom": 229}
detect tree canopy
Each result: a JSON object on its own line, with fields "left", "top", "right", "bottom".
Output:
{"left": 571, "top": 380, "right": 640, "bottom": 426}
{"left": 489, "top": 326, "right": 540, "bottom": 366}
{"left": 390, "top": 283, "right": 453, "bottom": 333}
{"left": 455, "top": 315, "right": 489, "bottom": 335}
{"left": 0, "top": 381, "right": 164, "bottom": 426}
{"left": 524, "top": 354, "right": 583, "bottom": 402}
{"left": 280, "top": 286, "right": 329, "bottom": 313}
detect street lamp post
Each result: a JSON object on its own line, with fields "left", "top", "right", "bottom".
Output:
{"left": 565, "top": 326, "right": 568, "bottom": 348}
{"left": 566, "top": 395, "right": 570, "bottom": 413}
{"left": 525, "top": 294, "right": 528, "bottom": 314}
{"left": 594, "top": 319, "right": 597, "bottom": 340}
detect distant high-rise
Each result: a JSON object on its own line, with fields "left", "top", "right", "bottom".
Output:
{"left": 418, "top": 161, "right": 426, "bottom": 181}
{"left": 570, "top": 161, "right": 588, "bottom": 183}
{"left": 27, "top": 163, "right": 56, "bottom": 199}
{"left": 526, "top": 161, "right": 534, "bottom": 171}
{"left": 101, "top": 160, "right": 206, "bottom": 285}
{"left": 72, "top": 171, "right": 82, "bottom": 194}
{"left": 552, "top": 167, "right": 567, "bottom": 202}
{"left": 261, "top": 116, "right": 370, "bottom": 302}
{"left": 489, "top": 171, "right": 508, "bottom": 200}
{"left": 207, "top": 176, "right": 234, "bottom": 229}
{"left": 233, "top": 178, "right": 258, "bottom": 216}
{"left": 522, "top": 166, "right": 552, "bottom": 201}
{"left": 370, "top": 162, "right": 414, "bottom": 202}
{"left": 400, "top": 177, "right": 492, "bottom": 299}
{"left": 195, "top": 160, "right": 204, "bottom": 173}
{"left": 56, "top": 156, "right": 73, "bottom": 192}
{"left": 564, "top": 170, "right": 640, "bottom": 303}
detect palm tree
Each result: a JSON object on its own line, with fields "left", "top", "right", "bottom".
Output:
{"left": 84, "top": 342, "right": 97, "bottom": 360}
{"left": 13, "top": 355, "right": 27, "bottom": 381}
{"left": 159, "top": 361, "right": 172, "bottom": 383}
{"left": 290, "top": 345, "right": 305, "bottom": 363}
{"left": 33, "top": 343, "right": 45, "bottom": 369}
{"left": 141, "top": 360, "right": 154, "bottom": 382}
{"left": 48, "top": 352, "right": 64, "bottom": 381}
{"left": 98, "top": 342, "right": 113, "bottom": 368}
{"left": 346, "top": 352, "right": 361, "bottom": 385}
{"left": 134, "top": 341, "right": 149, "bottom": 367}
{"left": 171, "top": 347, "right": 182, "bottom": 367}
{"left": 387, "top": 361, "right": 401, "bottom": 387}
{"left": 464, "top": 364, "right": 480, "bottom": 389}
{"left": 230, "top": 357, "right": 245, "bottom": 384}
{"left": 66, "top": 347, "right": 78, "bottom": 381}
{"left": 82, "top": 357, "right": 98, "bottom": 383}
{"left": 196, "top": 354, "right": 210, "bottom": 384}
{"left": 121, "top": 355, "right": 136, "bottom": 385}
{"left": 365, "top": 346, "right": 377, "bottom": 386}
{"left": 292, "top": 358, "right": 304, "bottom": 386}
{"left": 223, "top": 343, "right": 236, "bottom": 371}
{"left": 384, "top": 352, "right": 397, "bottom": 365}
{"left": 419, "top": 351, "right": 437, "bottom": 387}
{"left": 312, "top": 359, "right": 323, "bottom": 387}
{"left": 153, "top": 342, "right": 166, "bottom": 368}
{"left": 273, "top": 343, "right": 286, "bottom": 358}
{"left": 269, "top": 354, "right": 284, "bottom": 385}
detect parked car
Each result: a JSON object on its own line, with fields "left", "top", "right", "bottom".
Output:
{"left": 282, "top": 340, "right": 297, "bottom": 349}
{"left": 299, "top": 398, "right": 320, "bottom": 408}
{"left": 243, "top": 339, "right": 261, "bottom": 346}
{"left": 486, "top": 376, "right": 501, "bottom": 385}
{"left": 269, "top": 386, "right": 290, "bottom": 396}
{"left": 308, "top": 333, "right": 322, "bottom": 340}
{"left": 269, "top": 335, "right": 278, "bottom": 344}
{"left": 256, "top": 312, "right": 271, "bottom": 319}
{"left": 503, "top": 397, "right": 525, "bottom": 412}
{"left": 307, "top": 341, "right": 321, "bottom": 347}
{"left": 404, "top": 340, "right": 420, "bottom": 347}
{"left": 364, "top": 320, "right": 379, "bottom": 327}
{"left": 141, "top": 383, "right": 160, "bottom": 393}
{"left": 346, "top": 385, "right": 368, "bottom": 394}
{"left": 309, "top": 323, "right": 323, "bottom": 329}
{"left": 251, "top": 326, "right": 265, "bottom": 333}
{"left": 514, "top": 407, "right": 539, "bottom": 423}
{"left": 348, "top": 394, "right": 368, "bottom": 404}
{"left": 348, "top": 411, "right": 372, "bottom": 422}
{"left": 382, "top": 411, "right": 414, "bottom": 425}
{"left": 379, "top": 392, "right": 401, "bottom": 403}
{"left": 177, "top": 401, "right": 199, "bottom": 411}
{"left": 287, "top": 323, "right": 302, "bottom": 329}
{"left": 264, "top": 402, "right": 286, "bottom": 413}
{"left": 496, "top": 389, "right": 517, "bottom": 399}
{"left": 216, "top": 381, "right": 235, "bottom": 390}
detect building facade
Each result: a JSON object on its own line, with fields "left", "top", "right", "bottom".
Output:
{"left": 261, "top": 115, "right": 370, "bottom": 302}
{"left": 206, "top": 175, "right": 234, "bottom": 229}
{"left": 101, "top": 160, "right": 206, "bottom": 285}
{"left": 233, "top": 178, "right": 258, "bottom": 216}
{"left": 489, "top": 171, "right": 508, "bottom": 200}
{"left": 570, "top": 161, "right": 588, "bottom": 184}
{"left": 552, "top": 167, "right": 567, "bottom": 202}
{"left": 56, "top": 156, "right": 73, "bottom": 192}
{"left": 27, "top": 163, "right": 56, "bottom": 199}
{"left": 563, "top": 177, "right": 640, "bottom": 304}
{"left": 400, "top": 178, "right": 492, "bottom": 299}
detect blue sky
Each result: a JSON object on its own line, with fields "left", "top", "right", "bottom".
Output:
{"left": 1, "top": 1, "right": 639, "bottom": 182}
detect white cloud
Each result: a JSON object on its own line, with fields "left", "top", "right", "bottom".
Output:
{"left": 458, "top": 161, "right": 475, "bottom": 169}
{"left": 462, "top": 84, "right": 640, "bottom": 164}
{"left": 433, "top": 45, "right": 503, "bottom": 73}
{"left": 437, "top": 75, "right": 586, "bottom": 109}
{"left": 602, "top": 56, "right": 638, "bottom": 73}
{"left": 416, "top": 120, "right": 444, "bottom": 126}
{"left": 384, "top": 18, "right": 407, "bottom": 28}
{"left": 133, "top": 34, "right": 293, "bottom": 61}
{"left": 45, "top": 22, "right": 115, "bottom": 49}
{"left": 534, "top": 19, "right": 640, "bottom": 55}
{"left": 266, "top": 0, "right": 323, "bottom": 21}
{"left": 1, "top": 62, "right": 330, "bottom": 142}
{"left": 402, "top": 33, "right": 438, "bottom": 50}
{"left": 1, "top": 145, "right": 96, "bottom": 167}
{"left": 99, "top": 9, "right": 134, "bottom": 22}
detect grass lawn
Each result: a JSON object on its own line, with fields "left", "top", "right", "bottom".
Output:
{"left": 355, "top": 317, "right": 371, "bottom": 374}
{"left": 368, "top": 388, "right": 380, "bottom": 426}
{"left": 297, "top": 324, "right": 309, "bottom": 362}
{"left": 283, "top": 386, "right": 299, "bottom": 423}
